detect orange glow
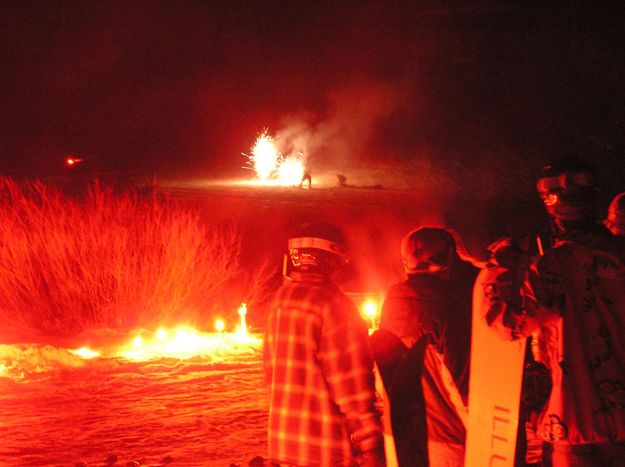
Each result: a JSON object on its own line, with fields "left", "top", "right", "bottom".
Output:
{"left": 250, "top": 132, "right": 279, "bottom": 180}
{"left": 277, "top": 155, "right": 305, "bottom": 186}
{"left": 215, "top": 318, "right": 225, "bottom": 333}
{"left": 133, "top": 335, "right": 143, "bottom": 349}
{"left": 236, "top": 302, "right": 249, "bottom": 337}
{"left": 69, "top": 346, "right": 100, "bottom": 359}
{"left": 361, "top": 299, "right": 380, "bottom": 332}
{"left": 244, "top": 130, "right": 306, "bottom": 186}
{"left": 117, "top": 325, "right": 260, "bottom": 361}
{"left": 156, "top": 328, "right": 168, "bottom": 341}
{"left": 0, "top": 325, "right": 262, "bottom": 380}
{"left": 229, "top": 302, "right": 257, "bottom": 344}
{"left": 363, "top": 300, "right": 377, "bottom": 319}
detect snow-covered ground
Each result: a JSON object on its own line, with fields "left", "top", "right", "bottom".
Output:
{"left": 0, "top": 336, "right": 267, "bottom": 467}
{"left": 0, "top": 175, "right": 519, "bottom": 467}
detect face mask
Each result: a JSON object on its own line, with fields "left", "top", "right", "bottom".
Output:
{"left": 537, "top": 172, "right": 597, "bottom": 222}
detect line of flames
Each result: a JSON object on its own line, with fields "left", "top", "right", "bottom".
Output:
{"left": 0, "top": 300, "right": 382, "bottom": 380}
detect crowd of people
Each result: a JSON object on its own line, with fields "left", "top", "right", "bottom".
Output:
{"left": 262, "top": 156, "right": 625, "bottom": 467}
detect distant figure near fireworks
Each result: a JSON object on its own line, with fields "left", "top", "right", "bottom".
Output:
{"left": 264, "top": 222, "right": 385, "bottom": 467}
{"left": 299, "top": 172, "right": 312, "bottom": 189}
{"left": 374, "top": 227, "right": 477, "bottom": 467}
{"left": 604, "top": 191, "right": 625, "bottom": 236}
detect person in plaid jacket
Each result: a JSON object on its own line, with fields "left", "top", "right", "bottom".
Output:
{"left": 264, "top": 222, "right": 385, "bottom": 467}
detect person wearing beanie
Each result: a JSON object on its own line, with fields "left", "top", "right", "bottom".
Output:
{"left": 374, "top": 227, "right": 477, "bottom": 467}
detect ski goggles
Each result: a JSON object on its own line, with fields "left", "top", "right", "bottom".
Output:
{"left": 536, "top": 172, "right": 595, "bottom": 195}
{"left": 287, "top": 236, "right": 347, "bottom": 259}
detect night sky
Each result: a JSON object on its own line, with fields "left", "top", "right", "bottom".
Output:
{"left": 1, "top": 1, "right": 623, "bottom": 194}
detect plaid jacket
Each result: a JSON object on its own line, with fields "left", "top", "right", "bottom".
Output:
{"left": 264, "top": 271, "right": 384, "bottom": 466}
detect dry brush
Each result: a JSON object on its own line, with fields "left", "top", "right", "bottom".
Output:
{"left": 0, "top": 178, "right": 267, "bottom": 341}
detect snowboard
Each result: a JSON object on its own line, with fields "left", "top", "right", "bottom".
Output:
{"left": 465, "top": 270, "right": 527, "bottom": 467}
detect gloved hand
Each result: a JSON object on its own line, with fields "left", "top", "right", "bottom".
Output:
{"left": 357, "top": 445, "right": 386, "bottom": 467}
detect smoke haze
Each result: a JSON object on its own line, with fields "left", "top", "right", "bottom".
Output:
{"left": 1, "top": 1, "right": 623, "bottom": 249}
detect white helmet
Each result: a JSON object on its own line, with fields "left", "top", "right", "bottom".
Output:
{"left": 287, "top": 222, "right": 348, "bottom": 277}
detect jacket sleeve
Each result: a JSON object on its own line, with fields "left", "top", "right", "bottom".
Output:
{"left": 521, "top": 252, "right": 565, "bottom": 333}
{"left": 318, "top": 297, "right": 385, "bottom": 460}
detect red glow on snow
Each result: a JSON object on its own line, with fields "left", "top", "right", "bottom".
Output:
{"left": 117, "top": 325, "right": 260, "bottom": 361}
{"left": 108, "top": 305, "right": 259, "bottom": 361}
{"left": 69, "top": 346, "right": 100, "bottom": 359}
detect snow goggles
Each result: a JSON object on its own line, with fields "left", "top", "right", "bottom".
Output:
{"left": 536, "top": 172, "right": 595, "bottom": 195}
{"left": 288, "top": 236, "right": 347, "bottom": 259}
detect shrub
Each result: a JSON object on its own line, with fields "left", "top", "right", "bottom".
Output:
{"left": 0, "top": 177, "right": 258, "bottom": 340}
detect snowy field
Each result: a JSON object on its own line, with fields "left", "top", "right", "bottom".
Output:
{"left": 0, "top": 334, "right": 267, "bottom": 467}
{"left": 0, "top": 175, "right": 534, "bottom": 467}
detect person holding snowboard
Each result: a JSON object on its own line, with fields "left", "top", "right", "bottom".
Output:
{"left": 500, "top": 156, "right": 625, "bottom": 466}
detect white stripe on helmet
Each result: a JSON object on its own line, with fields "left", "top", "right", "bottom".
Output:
{"left": 287, "top": 237, "right": 346, "bottom": 258}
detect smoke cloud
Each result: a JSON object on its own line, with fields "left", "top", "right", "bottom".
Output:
{"left": 276, "top": 82, "right": 403, "bottom": 167}
{"left": 1, "top": 1, "right": 622, "bottom": 256}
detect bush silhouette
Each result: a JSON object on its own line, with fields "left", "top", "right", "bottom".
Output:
{"left": 0, "top": 178, "right": 264, "bottom": 341}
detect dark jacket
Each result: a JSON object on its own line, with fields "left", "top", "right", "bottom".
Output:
{"left": 376, "top": 258, "right": 477, "bottom": 465}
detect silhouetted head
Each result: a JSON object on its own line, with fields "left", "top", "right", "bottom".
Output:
{"left": 536, "top": 156, "right": 599, "bottom": 232}
{"left": 401, "top": 227, "right": 456, "bottom": 276}
{"left": 287, "top": 222, "right": 348, "bottom": 279}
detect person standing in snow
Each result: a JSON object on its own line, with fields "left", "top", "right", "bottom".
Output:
{"left": 264, "top": 222, "right": 385, "bottom": 467}
{"left": 501, "top": 156, "right": 625, "bottom": 466}
{"left": 375, "top": 227, "right": 477, "bottom": 467}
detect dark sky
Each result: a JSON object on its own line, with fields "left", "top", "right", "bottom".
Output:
{"left": 1, "top": 1, "right": 623, "bottom": 193}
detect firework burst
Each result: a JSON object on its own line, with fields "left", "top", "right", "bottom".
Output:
{"left": 243, "top": 130, "right": 305, "bottom": 186}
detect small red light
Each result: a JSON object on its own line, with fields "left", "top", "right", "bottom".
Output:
{"left": 65, "top": 157, "right": 84, "bottom": 167}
